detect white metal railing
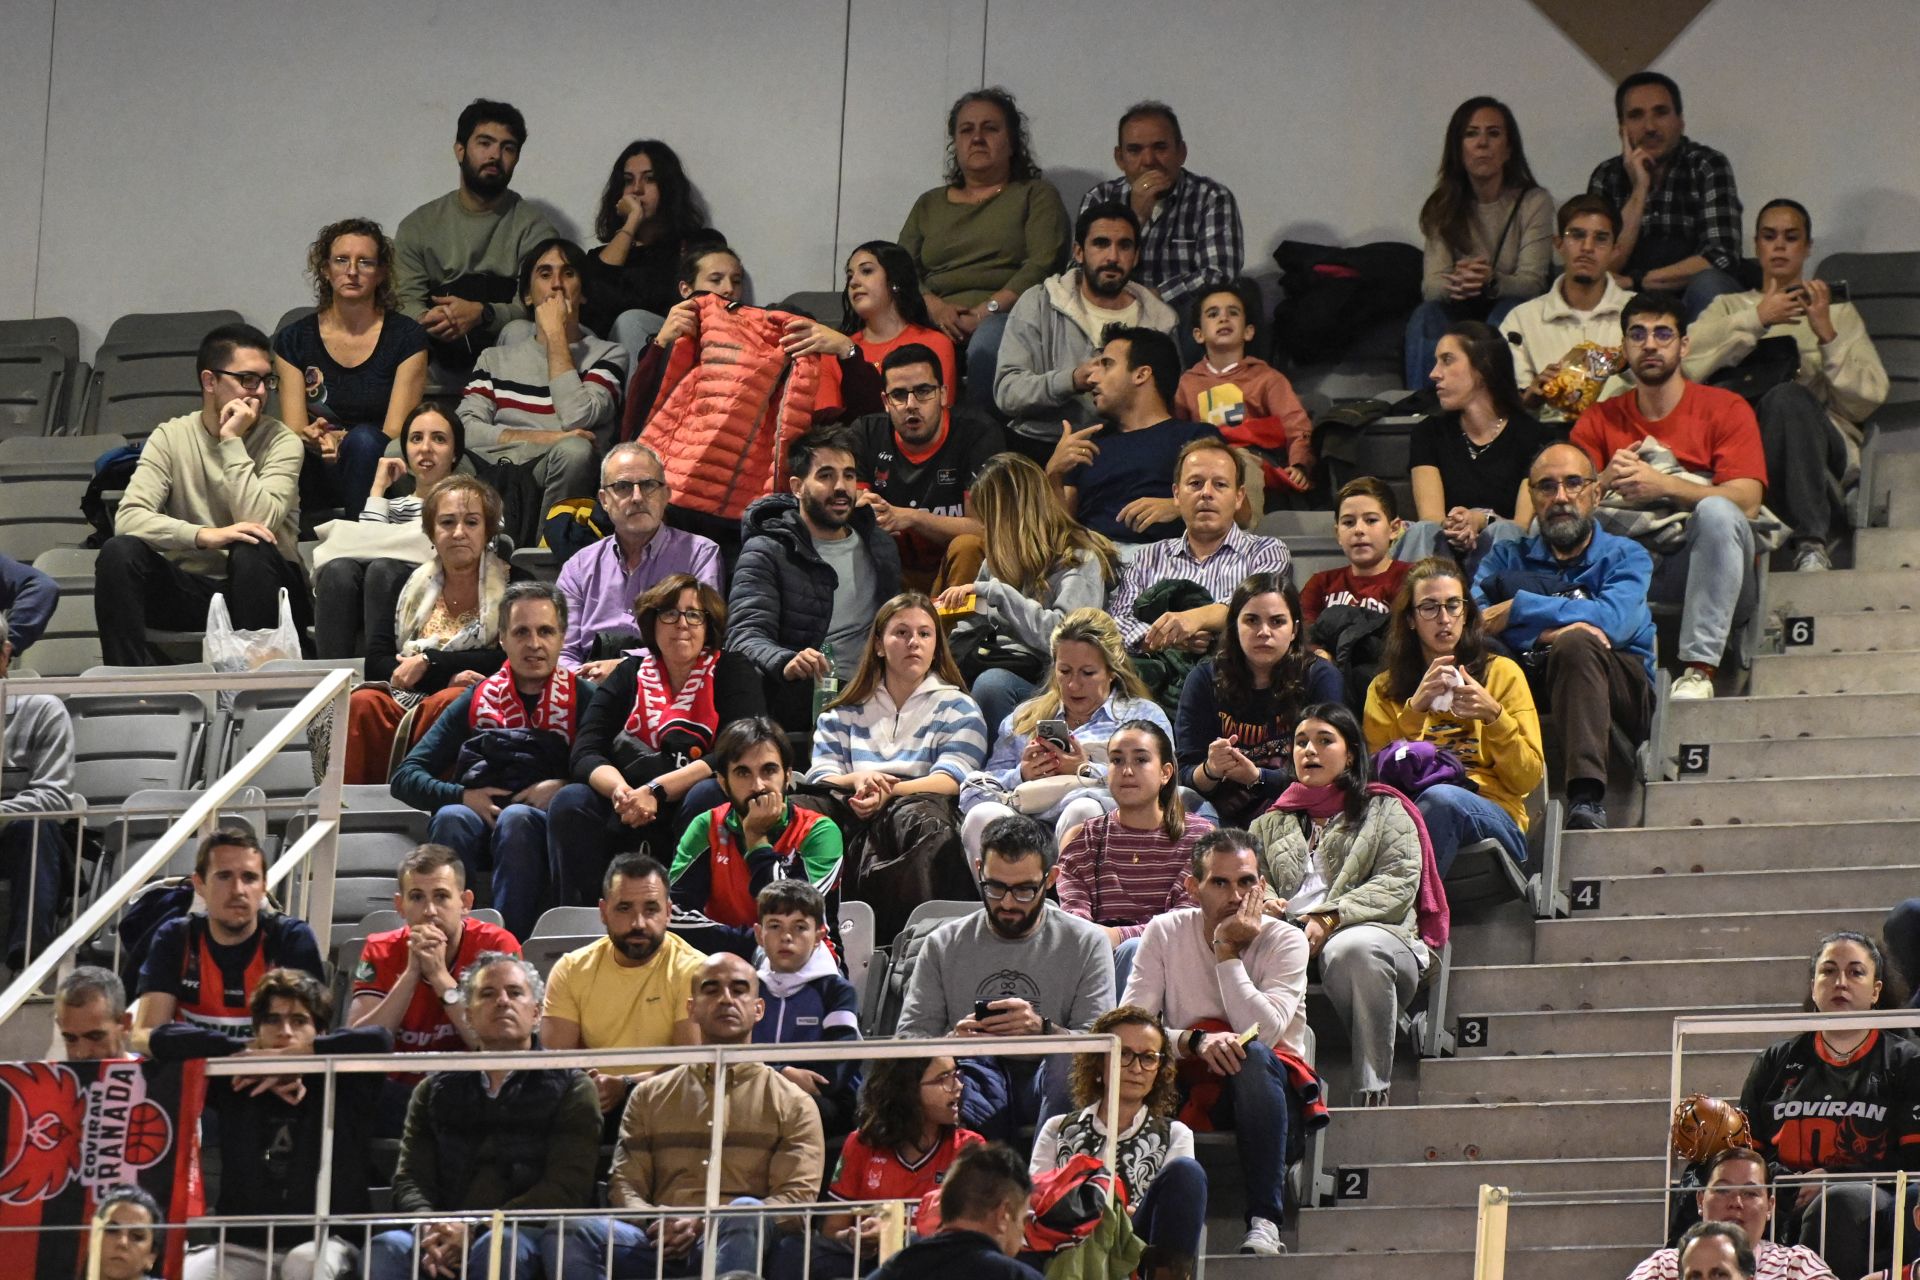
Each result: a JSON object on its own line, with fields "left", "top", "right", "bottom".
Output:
{"left": 0, "top": 668, "right": 352, "bottom": 1028}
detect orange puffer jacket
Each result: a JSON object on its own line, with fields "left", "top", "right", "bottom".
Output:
{"left": 639, "top": 295, "right": 830, "bottom": 521}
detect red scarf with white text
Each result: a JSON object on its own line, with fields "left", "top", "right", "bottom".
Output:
{"left": 625, "top": 649, "right": 721, "bottom": 750}
{"left": 468, "top": 662, "right": 581, "bottom": 738}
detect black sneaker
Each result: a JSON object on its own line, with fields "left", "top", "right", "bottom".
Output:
{"left": 1566, "top": 798, "right": 1608, "bottom": 831}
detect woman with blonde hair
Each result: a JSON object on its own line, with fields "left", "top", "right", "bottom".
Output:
{"left": 806, "top": 592, "right": 988, "bottom": 939}
{"left": 959, "top": 608, "right": 1169, "bottom": 860}
{"left": 937, "top": 451, "right": 1120, "bottom": 743}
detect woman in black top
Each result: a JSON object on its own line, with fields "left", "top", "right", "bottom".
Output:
{"left": 1738, "top": 930, "right": 1920, "bottom": 1279}
{"left": 1399, "top": 319, "right": 1551, "bottom": 574}
{"left": 581, "top": 140, "right": 721, "bottom": 365}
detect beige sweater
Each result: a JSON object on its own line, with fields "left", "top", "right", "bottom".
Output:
{"left": 1683, "top": 294, "right": 1889, "bottom": 443}
{"left": 114, "top": 411, "right": 305, "bottom": 573}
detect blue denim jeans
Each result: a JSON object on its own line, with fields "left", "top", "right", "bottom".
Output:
{"left": 1647, "top": 494, "right": 1756, "bottom": 666}
{"left": 544, "top": 1202, "right": 765, "bottom": 1279}
{"left": 366, "top": 1223, "right": 542, "bottom": 1280}
{"left": 429, "top": 802, "right": 551, "bottom": 940}
{"left": 964, "top": 308, "right": 1011, "bottom": 413}
{"left": 1190, "top": 1039, "right": 1292, "bottom": 1226}
{"left": 1134, "top": 1155, "right": 1208, "bottom": 1254}
{"left": 971, "top": 666, "right": 1039, "bottom": 749}
{"left": 334, "top": 422, "right": 392, "bottom": 519}
{"left": 1415, "top": 783, "right": 1526, "bottom": 877}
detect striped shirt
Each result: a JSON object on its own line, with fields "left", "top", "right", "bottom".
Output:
{"left": 1109, "top": 524, "right": 1293, "bottom": 650}
{"left": 1058, "top": 812, "right": 1212, "bottom": 941}
{"left": 1079, "top": 171, "right": 1245, "bottom": 306}
{"left": 1627, "top": 1241, "right": 1832, "bottom": 1280}
{"left": 1588, "top": 137, "right": 1743, "bottom": 275}
{"left": 456, "top": 333, "right": 625, "bottom": 449}
{"left": 806, "top": 674, "right": 988, "bottom": 786}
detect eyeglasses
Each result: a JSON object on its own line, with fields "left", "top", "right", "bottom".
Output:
{"left": 1119, "top": 1049, "right": 1166, "bottom": 1070}
{"left": 1413, "top": 598, "right": 1467, "bottom": 620}
{"left": 604, "top": 478, "right": 667, "bottom": 500}
{"left": 1626, "top": 324, "right": 1680, "bottom": 346}
{"left": 1559, "top": 229, "right": 1615, "bottom": 247}
{"left": 1703, "top": 1186, "right": 1768, "bottom": 1202}
{"left": 1530, "top": 475, "right": 1595, "bottom": 498}
{"left": 981, "top": 879, "right": 1045, "bottom": 904}
{"left": 884, "top": 384, "right": 941, "bottom": 406}
{"left": 329, "top": 255, "right": 381, "bottom": 274}
{"left": 215, "top": 369, "right": 279, "bottom": 393}
{"left": 655, "top": 608, "right": 707, "bottom": 626}
{"left": 920, "top": 1070, "right": 965, "bottom": 1092}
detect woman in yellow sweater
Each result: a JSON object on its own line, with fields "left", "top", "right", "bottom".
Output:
{"left": 1364, "top": 557, "right": 1543, "bottom": 876}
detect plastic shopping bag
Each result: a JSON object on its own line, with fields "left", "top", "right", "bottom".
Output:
{"left": 203, "top": 589, "right": 301, "bottom": 673}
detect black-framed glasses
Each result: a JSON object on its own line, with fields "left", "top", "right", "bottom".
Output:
{"left": 1531, "top": 475, "right": 1594, "bottom": 498}
{"left": 1119, "top": 1049, "right": 1166, "bottom": 1070}
{"left": 1413, "top": 598, "right": 1467, "bottom": 620}
{"left": 215, "top": 369, "right": 279, "bottom": 393}
{"left": 884, "top": 384, "right": 941, "bottom": 406}
{"left": 605, "top": 478, "right": 667, "bottom": 500}
{"left": 1626, "top": 324, "right": 1680, "bottom": 345}
{"left": 981, "top": 879, "right": 1044, "bottom": 904}
{"left": 655, "top": 608, "right": 708, "bottom": 626}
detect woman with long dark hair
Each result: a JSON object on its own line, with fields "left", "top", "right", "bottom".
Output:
{"left": 581, "top": 139, "right": 720, "bottom": 358}
{"left": 1405, "top": 97, "right": 1554, "bottom": 389}
{"left": 779, "top": 240, "right": 959, "bottom": 417}
{"left": 1365, "top": 557, "right": 1542, "bottom": 878}
{"left": 1399, "top": 319, "right": 1550, "bottom": 571}
{"left": 1175, "top": 573, "right": 1343, "bottom": 826}
{"left": 1250, "top": 703, "right": 1438, "bottom": 1105}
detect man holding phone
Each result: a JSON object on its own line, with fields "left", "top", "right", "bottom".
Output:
{"left": 895, "top": 815, "right": 1114, "bottom": 1141}
{"left": 1683, "top": 198, "right": 1890, "bottom": 573}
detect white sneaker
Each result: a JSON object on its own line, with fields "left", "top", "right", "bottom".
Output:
{"left": 1671, "top": 668, "right": 1715, "bottom": 700}
{"left": 1239, "top": 1217, "right": 1284, "bottom": 1256}
{"left": 1793, "top": 542, "right": 1832, "bottom": 572}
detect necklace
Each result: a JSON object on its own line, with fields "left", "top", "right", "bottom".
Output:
{"left": 1463, "top": 416, "right": 1508, "bottom": 461}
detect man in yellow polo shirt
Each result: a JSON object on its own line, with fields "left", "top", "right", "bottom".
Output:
{"left": 540, "top": 852, "right": 706, "bottom": 1114}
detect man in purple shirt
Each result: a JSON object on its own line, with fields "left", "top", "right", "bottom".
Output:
{"left": 557, "top": 442, "right": 722, "bottom": 677}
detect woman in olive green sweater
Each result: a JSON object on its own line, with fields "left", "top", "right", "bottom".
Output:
{"left": 898, "top": 87, "right": 1069, "bottom": 409}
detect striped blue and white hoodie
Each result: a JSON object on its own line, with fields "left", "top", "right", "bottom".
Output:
{"left": 806, "top": 674, "right": 988, "bottom": 786}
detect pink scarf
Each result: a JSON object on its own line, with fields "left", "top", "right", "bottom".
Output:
{"left": 1269, "top": 781, "right": 1449, "bottom": 951}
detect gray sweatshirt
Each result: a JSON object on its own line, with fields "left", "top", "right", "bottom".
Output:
{"left": 456, "top": 334, "right": 626, "bottom": 450}
{"left": 2, "top": 694, "right": 74, "bottom": 819}
{"left": 896, "top": 904, "right": 1114, "bottom": 1038}
{"left": 972, "top": 547, "right": 1110, "bottom": 654}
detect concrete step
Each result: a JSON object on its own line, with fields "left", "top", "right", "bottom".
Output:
{"left": 1855, "top": 528, "right": 1920, "bottom": 570}
{"left": 1568, "top": 867, "right": 1915, "bottom": 919}
{"left": 1206, "top": 1246, "right": 1653, "bottom": 1280}
{"left": 1892, "top": 486, "right": 1920, "bottom": 530}
{"left": 1293, "top": 1196, "right": 1660, "bottom": 1253}
{"left": 1674, "top": 735, "right": 1920, "bottom": 780}
{"left": 1535, "top": 906, "right": 1887, "bottom": 963}
{"left": 1562, "top": 819, "right": 1920, "bottom": 877}
{"left": 1777, "top": 610, "right": 1920, "bottom": 653}
{"left": 1418, "top": 1048, "right": 1750, "bottom": 1105}
{"left": 1767, "top": 569, "right": 1920, "bottom": 617}
{"left": 1642, "top": 774, "right": 1920, "bottom": 826}
{"left": 1450, "top": 955, "right": 1801, "bottom": 1014}
{"left": 1322, "top": 1155, "right": 1664, "bottom": 1207}
{"left": 1323, "top": 1098, "right": 1668, "bottom": 1164}
{"left": 1750, "top": 650, "right": 1920, "bottom": 696}
{"left": 1668, "top": 691, "right": 1920, "bottom": 742}
{"left": 1449, "top": 1005, "right": 1788, "bottom": 1057}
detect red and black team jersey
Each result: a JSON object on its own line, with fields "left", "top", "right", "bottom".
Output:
{"left": 1739, "top": 1030, "right": 1920, "bottom": 1172}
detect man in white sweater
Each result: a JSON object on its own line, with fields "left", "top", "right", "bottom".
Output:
{"left": 0, "top": 609, "right": 75, "bottom": 969}
{"left": 95, "top": 323, "right": 308, "bottom": 666}
{"left": 1122, "top": 827, "right": 1307, "bottom": 1257}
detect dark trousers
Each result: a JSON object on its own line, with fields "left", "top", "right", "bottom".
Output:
{"left": 94, "top": 535, "right": 313, "bottom": 666}
{"left": 1538, "top": 628, "right": 1654, "bottom": 786}
{"left": 545, "top": 777, "right": 726, "bottom": 908}
{"left": 0, "top": 820, "right": 65, "bottom": 968}
{"left": 1755, "top": 382, "right": 1849, "bottom": 549}
{"left": 313, "top": 556, "right": 413, "bottom": 660}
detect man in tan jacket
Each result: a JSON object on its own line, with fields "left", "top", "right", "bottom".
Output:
{"left": 95, "top": 323, "right": 309, "bottom": 665}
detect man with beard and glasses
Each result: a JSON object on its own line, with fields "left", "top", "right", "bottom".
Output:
{"left": 540, "top": 852, "right": 706, "bottom": 1117}
{"left": 1505, "top": 195, "right": 1637, "bottom": 419}
{"left": 1472, "top": 443, "right": 1656, "bottom": 830}
{"left": 846, "top": 344, "right": 1001, "bottom": 592}
{"left": 896, "top": 814, "right": 1113, "bottom": 1141}
{"left": 730, "top": 429, "right": 904, "bottom": 732}
{"left": 393, "top": 99, "right": 558, "bottom": 376}
{"left": 1571, "top": 292, "right": 1766, "bottom": 702}
{"left": 994, "top": 202, "right": 1179, "bottom": 457}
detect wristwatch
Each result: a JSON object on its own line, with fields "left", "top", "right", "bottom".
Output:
{"left": 440, "top": 984, "right": 461, "bottom": 1007}
{"left": 479, "top": 302, "right": 495, "bottom": 330}
{"left": 645, "top": 781, "right": 668, "bottom": 806}
{"left": 1185, "top": 1028, "right": 1206, "bottom": 1057}
{"left": 985, "top": 298, "right": 1002, "bottom": 314}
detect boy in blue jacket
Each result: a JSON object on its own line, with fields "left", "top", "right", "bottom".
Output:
{"left": 753, "top": 879, "right": 861, "bottom": 1139}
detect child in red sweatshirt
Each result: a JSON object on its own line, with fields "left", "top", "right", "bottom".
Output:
{"left": 1174, "top": 283, "right": 1315, "bottom": 497}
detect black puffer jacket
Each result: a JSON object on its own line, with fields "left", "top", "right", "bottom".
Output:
{"left": 727, "top": 493, "right": 903, "bottom": 675}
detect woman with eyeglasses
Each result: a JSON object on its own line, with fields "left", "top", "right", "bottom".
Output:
{"left": 1399, "top": 320, "right": 1552, "bottom": 575}
{"left": 87, "top": 1183, "right": 165, "bottom": 1280}
{"left": 547, "top": 573, "right": 762, "bottom": 905}
{"left": 805, "top": 592, "right": 988, "bottom": 941}
{"left": 1364, "top": 557, "right": 1542, "bottom": 878}
{"left": 768, "top": 1055, "right": 985, "bottom": 1280}
{"left": 1177, "top": 572, "right": 1344, "bottom": 828}
{"left": 1030, "top": 1005, "right": 1207, "bottom": 1267}
{"left": 272, "top": 216, "right": 430, "bottom": 519}
{"left": 780, "top": 241, "right": 959, "bottom": 418}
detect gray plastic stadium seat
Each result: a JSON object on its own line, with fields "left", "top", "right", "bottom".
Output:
{"left": 217, "top": 686, "right": 336, "bottom": 802}
{"left": 0, "top": 477, "right": 90, "bottom": 560}
{"left": 96, "top": 787, "right": 269, "bottom": 887}
{"left": 837, "top": 901, "right": 875, "bottom": 1015}
{"left": 79, "top": 352, "right": 205, "bottom": 440}
{"left": 0, "top": 346, "right": 75, "bottom": 437}
{"left": 0, "top": 434, "right": 125, "bottom": 478}
{"left": 522, "top": 933, "right": 595, "bottom": 979}
{"left": 102, "top": 311, "right": 245, "bottom": 348}
{"left": 1818, "top": 252, "right": 1920, "bottom": 405}
{"left": 66, "top": 691, "right": 210, "bottom": 813}
{"left": 1255, "top": 510, "right": 1335, "bottom": 540}
{"left": 29, "top": 594, "right": 102, "bottom": 676}
{"left": 0, "top": 318, "right": 80, "bottom": 360}
{"left": 530, "top": 905, "right": 602, "bottom": 937}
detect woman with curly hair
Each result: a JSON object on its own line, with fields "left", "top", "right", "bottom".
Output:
{"left": 272, "top": 216, "right": 429, "bottom": 517}
{"left": 1030, "top": 1005, "right": 1206, "bottom": 1267}
{"left": 898, "top": 87, "right": 1070, "bottom": 408}
{"left": 581, "top": 139, "right": 721, "bottom": 361}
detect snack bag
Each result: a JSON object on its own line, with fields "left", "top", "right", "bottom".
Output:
{"left": 1542, "top": 342, "right": 1623, "bottom": 416}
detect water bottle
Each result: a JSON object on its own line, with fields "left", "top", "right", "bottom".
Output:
{"left": 812, "top": 642, "right": 840, "bottom": 721}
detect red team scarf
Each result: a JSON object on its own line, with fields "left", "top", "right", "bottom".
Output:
{"left": 469, "top": 662, "right": 581, "bottom": 738}
{"left": 625, "top": 649, "right": 721, "bottom": 748}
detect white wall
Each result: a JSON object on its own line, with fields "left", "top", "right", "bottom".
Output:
{"left": 6, "top": 0, "right": 1918, "bottom": 357}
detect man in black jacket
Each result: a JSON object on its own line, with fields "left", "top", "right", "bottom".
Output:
{"left": 149, "top": 967, "right": 390, "bottom": 1280}
{"left": 728, "top": 428, "right": 902, "bottom": 732}
{"left": 869, "top": 1143, "right": 1043, "bottom": 1280}
{"left": 367, "top": 951, "right": 600, "bottom": 1280}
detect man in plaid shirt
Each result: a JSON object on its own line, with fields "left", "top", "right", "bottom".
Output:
{"left": 1078, "top": 101, "right": 1244, "bottom": 316}
{"left": 1587, "top": 71, "right": 1743, "bottom": 321}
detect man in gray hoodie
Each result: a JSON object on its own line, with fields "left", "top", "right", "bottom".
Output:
{"left": 992, "top": 201, "right": 1180, "bottom": 451}
{"left": 0, "top": 609, "right": 75, "bottom": 970}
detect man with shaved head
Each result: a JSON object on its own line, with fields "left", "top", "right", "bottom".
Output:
{"left": 1471, "top": 442, "right": 1657, "bottom": 831}
{"left": 545, "top": 951, "right": 825, "bottom": 1279}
